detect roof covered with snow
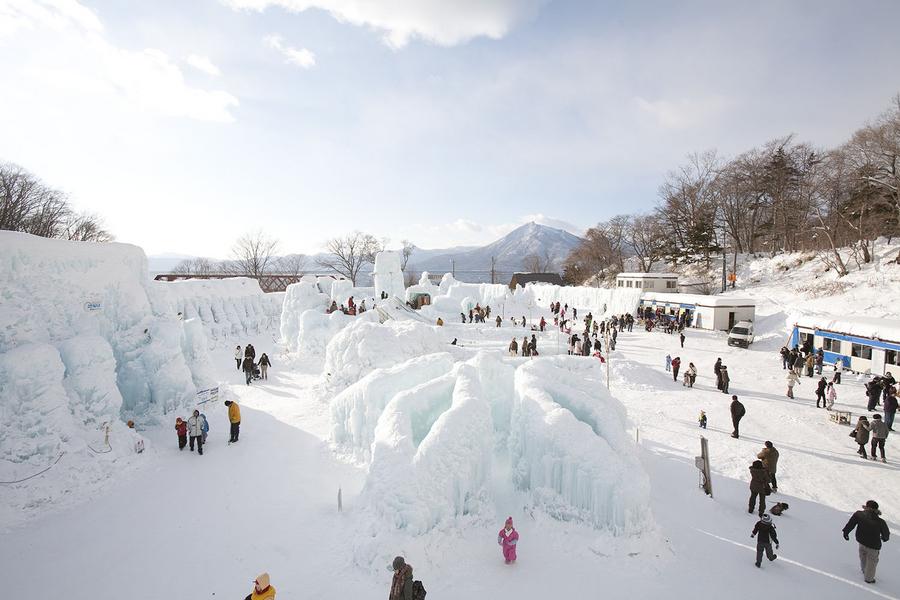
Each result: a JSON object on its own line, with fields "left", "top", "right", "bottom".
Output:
{"left": 616, "top": 272, "right": 678, "bottom": 279}
{"left": 794, "top": 315, "right": 900, "bottom": 343}
{"left": 640, "top": 292, "right": 756, "bottom": 307}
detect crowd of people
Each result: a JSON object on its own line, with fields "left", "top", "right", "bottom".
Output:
{"left": 235, "top": 343, "right": 272, "bottom": 386}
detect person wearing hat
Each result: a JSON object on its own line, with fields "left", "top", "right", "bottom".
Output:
{"left": 389, "top": 556, "right": 414, "bottom": 600}
{"left": 843, "top": 500, "right": 890, "bottom": 584}
{"left": 498, "top": 516, "right": 519, "bottom": 564}
{"left": 244, "top": 572, "right": 275, "bottom": 600}
{"left": 225, "top": 400, "right": 241, "bottom": 443}
{"left": 869, "top": 414, "right": 889, "bottom": 463}
{"left": 751, "top": 514, "right": 779, "bottom": 568}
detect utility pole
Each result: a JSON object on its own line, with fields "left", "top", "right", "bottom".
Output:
{"left": 490, "top": 256, "right": 496, "bottom": 284}
{"left": 451, "top": 259, "right": 455, "bottom": 278}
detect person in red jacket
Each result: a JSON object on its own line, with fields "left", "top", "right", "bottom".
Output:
{"left": 174, "top": 417, "right": 187, "bottom": 450}
{"left": 498, "top": 516, "right": 519, "bottom": 564}
{"left": 671, "top": 357, "right": 681, "bottom": 382}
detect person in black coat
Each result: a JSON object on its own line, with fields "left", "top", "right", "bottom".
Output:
{"left": 241, "top": 355, "right": 255, "bottom": 386}
{"left": 751, "top": 514, "right": 779, "bottom": 568}
{"left": 748, "top": 460, "right": 769, "bottom": 516}
{"left": 815, "top": 377, "right": 827, "bottom": 408}
{"left": 730, "top": 395, "right": 746, "bottom": 439}
{"left": 714, "top": 358, "right": 723, "bottom": 390}
{"left": 843, "top": 500, "right": 890, "bottom": 584}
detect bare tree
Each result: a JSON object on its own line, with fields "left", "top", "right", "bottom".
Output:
{"left": 64, "top": 212, "right": 113, "bottom": 242}
{"left": 273, "top": 254, "right": 307, "bottom": 276}
{"left": 230, "top": 231, "right": 280, "bottom": 279}
{"left": 317, "top": 231, "right": 381, "bottom": 285}
{"left": 400, "top": 240, "right": 414, "bottom": 271}
{"left": 522, "top": 249, "right": 556, "bottom": 273}
{"left": 627, "top": 214, "right": 666, "bottom": 272}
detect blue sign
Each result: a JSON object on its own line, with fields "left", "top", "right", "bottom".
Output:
{"left": 84, "top": 301, "right": 103, "bottom": 312}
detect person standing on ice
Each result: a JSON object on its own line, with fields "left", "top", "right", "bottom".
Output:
{"left": 748, "top": 460, "right": 769, "bottom": 516}
{"left": 815, "top": 376, "right": 827, "bottom": 408}
{"left": 714, "top": 358, "right": 723, "bottom": 390}
{"left": 187, "top": 410, "right": 206, "bottom": 455}
{"left": 786, "top": 370, "right": 800, "bottom": 399}
{"left": 235, "top": 345, "right": 243, "bottom": 370}
{"left": 175, "top": 417, "right": 187, "bottom": 450}
{"left": 242, "top": 355, "right": 255, "bottom": 385}
{"left": 757, "top": 441, "right": 779, "bottom": 492}
{"left": 730, "top": 395, "right": 745, "bottom": 439}
{"left": 665, "top": 353, "right": 672, "bottom": 372}
{"left": 671, "top": 356, "right": 681, "bottom": 383}
{"left": 259, "top": 353, "right": 271, "bottom": 380}
{"left": 244, "top": 572, "right": 276, "bottom": 600}
{"left": 225, "top": 400, "right": 241, "bottom": 443}
{"left": 826, "top": 381, "right": 837, "bottom": 410}
{"left": 389, "top": 556, "right": 414, "bottom": 600}
{"left": 869, "top": 414, "right": 888, "bottom": 463}
{"left": 843, "top": 500, "right": 890, "bottom": 585}
{"left": 751, "top": 514, "right": 779, "bottom": 568}
{"left": 498, "top": 517, "right": 519, "bottom": 564}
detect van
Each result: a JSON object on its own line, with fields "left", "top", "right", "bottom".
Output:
{"left": 728, "top": 321, "right": 754, "bottom": 348}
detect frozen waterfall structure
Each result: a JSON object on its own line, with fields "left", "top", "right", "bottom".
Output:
{"left": 373, "top": 250, "right": 406, "bottom": 300}
{"left": 326, "top": 320, "right": 653, "bottom": 534}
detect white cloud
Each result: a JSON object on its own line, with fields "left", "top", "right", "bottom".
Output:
{"left": 1, "top": 0, "right": 238, "bottom": 122}
{"left": 227, "top": 0, "right": 544, "bottom": 48}
{"left": 635, "top": 96, "right": 729, "bottom": 130}
{"left": 264, "top": 34, "right": 315, "bottom": 68}
{"left": 186, "top": 54, "right": 221, "bottom": 76}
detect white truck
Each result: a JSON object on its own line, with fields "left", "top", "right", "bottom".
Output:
{"left": 727, "top": 321, "right": 754, "bottom": 348}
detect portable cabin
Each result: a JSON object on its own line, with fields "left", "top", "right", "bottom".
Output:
{"left": 639, "top": 292, "right": 756, "bottom": 331}
{"left": 616, "top": 273, "right": 679, "bottom": 292}
{"left": 790, "top": 316, "right": 900, "bottom": 378}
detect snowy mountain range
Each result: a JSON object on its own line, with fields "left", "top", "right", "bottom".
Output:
{"left": 407, "top": 222, "right": 583, "bottom": 275}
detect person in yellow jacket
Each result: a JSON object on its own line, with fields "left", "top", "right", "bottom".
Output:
{"left": 244, "top": 572, "right": 275, "bottom": 600}
{"left": 225, "top": 400, "right": 241, "bottom": 443}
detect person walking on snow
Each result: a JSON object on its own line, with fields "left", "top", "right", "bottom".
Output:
{"left": 187, "top": 409, "right": 206, "bottom": 455}
{"left": 498, "top": 516, "right": 519, "bottom": 564}
{"left": 244, "top": 572, "right": 276, "bottom": 600}
{"left": 720, "top": 365, "right": 730, "bottom": 394}
{"left": 730, "top": 395, "right": 746, "bottom": 439}
{"left": 509, "top": 338, "right": 518, "bottom": 356}
{"left": 496, "top": 315, "right": 502, "bottom": 328}
{"left": 242, "top": 355, "right": 255, "bottom": 385}
{"left": 826, "top": 381, "right": 837, "bottom": 410}
{"left": 805, "top": 353, "right": 815, "bottom": 378}
{"left": 259, "top": 353, "right": 271, "bottom": 380}
{"left": 234, "top": 345, "right": 243, "bottom": 370}
{"left": 389, "top": 556, "right": 414, "bottom": 600}
{"left": 758, "top": 441, "right": 779, "bottom": 492}
{"left": 680, "top": 331, "right": 685, "bottom": 348}
{"left": 833, "top": 359, "right": 843, "bottom": 384}
{"left": 748, "top": 459, "right": 770, "bottom": 516}
{"left": 175, "top": 417, "right": 187, "bottom": 450}
{"left": 539, "top": 317, "right": 546, "bottom": 332}
{"left": 751, "top": 514, "right": 779, "bottom": 568}
{"left": 853, "top": 416, "right": 871, "bottom": 459}
{"left": 780, "top": 346, "right": 789, "bottom": 370}
{"left": 665, "top": 354, "right": 672, "bottom": 372}
{"left": 884, "top": 389, "right": 897, "bottom": 431}
{"left": 714, "top": 358, "right": 723, "bottom": 390}
{"left": 843, "top": 500, "right": 890, "bottom": 584}
{"left": 200, "top": 412, "right": 209, "bottom": 444}
{"left": 672, "top": 356, "right": 681, "bottom": 382}
{"left": 698, "top": 410, "right": 707, "bottom": 429}
{"left": 225, "top": 400, "right": 241, "bottom": 443}
{"left": 816, "top": 377, "right": 828, "bottom": 408}
{"left": 786, "top": 370, "right": 800, "bottom": 399}
{"left": 687, "top": 362, "right": 697, "bottom": 387}
{"left": 870, "top": 414, "right": 888, "bottom": 463}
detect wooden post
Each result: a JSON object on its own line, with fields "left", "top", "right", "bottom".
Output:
{"left": 696, "top": 436, "right": 713, "bottom": 497}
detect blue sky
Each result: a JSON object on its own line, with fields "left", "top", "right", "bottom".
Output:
{"left": 1, "top": 0, "right": 899, "bottom": 257}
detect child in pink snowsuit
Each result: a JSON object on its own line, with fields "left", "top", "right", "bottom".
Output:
{"left": 498, "top": 516, "right": 519, "bottom": 563}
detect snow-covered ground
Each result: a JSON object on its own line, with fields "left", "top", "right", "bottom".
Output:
{"left": 2, "top": 235, "right": 899, "bottom": 600}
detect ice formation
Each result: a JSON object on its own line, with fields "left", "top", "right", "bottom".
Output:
{"left": 280, "top": 281, "right": 331, "bottom": 351}
{"left": 372, "top": 250, "right": 405, "bottom": 300}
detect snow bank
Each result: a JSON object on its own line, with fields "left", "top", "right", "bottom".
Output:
{"left": 323, "top": 319, "right": 445, "bottom": 389}
{"left": 280, "top": 282, "right": 330, "bottom": 351}
{"left": 331, "top": 353, "right": 456, "bottom": 460}
{"left": 298, "top": 309, "right": 374, "bottom": 357}
{"left": 509, "top": 356, "right": 651, "bottom": 534}
{"left": 527, "top": 284, "right": 643, "bottom": 319}
{"left": 151, "top": 277, "right": 282, "bottom": 343}
{"left": 364, "top": 360, "right": 494, "bottom": 533}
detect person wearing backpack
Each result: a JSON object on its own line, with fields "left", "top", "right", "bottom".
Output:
{"left": 498, "top": 516, "right": 519, "bottom": 564}
{"left": 389, "top": 556, "right": 415, "bottom": 600}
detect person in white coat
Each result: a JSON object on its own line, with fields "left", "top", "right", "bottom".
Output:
{"left": 234, "top": 345, "right": 243, "bottom": 371}
{"left": 826, "top": 381, "right": 837, "bottom": 410}
{"left": 187, "top": 409, "right": 207, "bottom": 455}
{"left": 786, "top": 370, "right": 800, "bottom": 399}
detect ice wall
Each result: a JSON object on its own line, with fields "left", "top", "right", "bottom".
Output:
{"left": 526, "top": 284, "right": 642, "bottom": 319}
{"left": 373, "top": 251, "right": 405, "bottom": 300}
{"left": 280, "top": 281, "right": 330, "bottom": 351}
{"left": 509, "top": 357, "right": 651, "bottom": 534}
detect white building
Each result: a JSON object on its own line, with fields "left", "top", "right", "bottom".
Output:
{"left": 792, "top": 315, "right": 900, "bottom": 378}
{"left": 639, "top": 292, "right": 756, "bottom": 331}
{"left": 616, "top": 272, "right": 679, "bottom": 292}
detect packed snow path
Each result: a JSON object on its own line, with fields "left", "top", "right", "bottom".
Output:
{"left": 1, "top": 325, "right": 899, "bottom": 599}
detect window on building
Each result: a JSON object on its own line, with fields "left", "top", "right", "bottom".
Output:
{"left": 822, "top": 338, "right": 838, "bottom": 352}
{"left": 636, "top": 281, "right": 643, "bottom": 288}
{"left": 851, "top": 343, "right": 873, "bottom": 360}
{"left": 626, "top": 280, "right": 632, "bottom": 288}
{"left": 618, "top": 280, "right": 624, "bottom": 287}
{"left": 887, "top": 350, "right": 899, "bottom": 366}
{"left": 666, "top": 281, "right": 677, "bottom": 289}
